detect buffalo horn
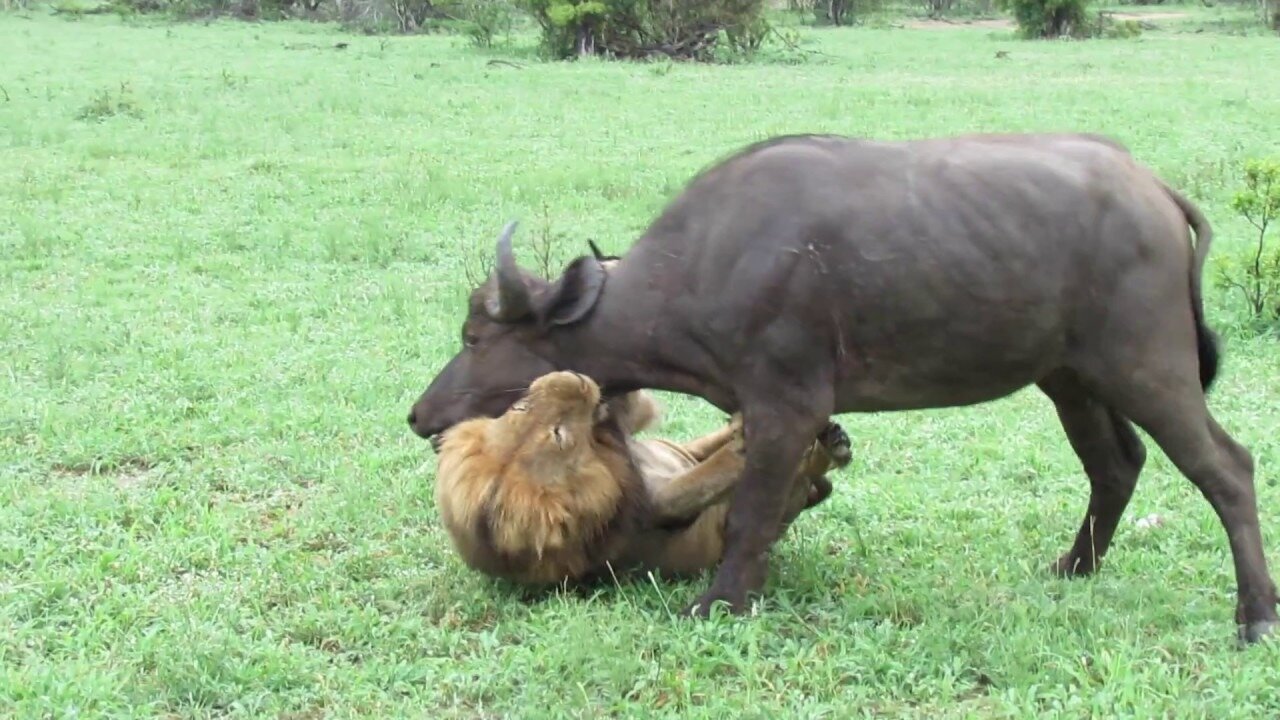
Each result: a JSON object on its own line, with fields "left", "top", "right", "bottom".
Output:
{"left": 492, "top": 220, "right": 532, "bottom": 321}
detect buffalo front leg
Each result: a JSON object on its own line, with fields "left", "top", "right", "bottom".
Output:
{"left": 1038, "top": 372, "right": 1147, "bottom": 577}
{"left": 683, "top": 392, "right": 831, "bottom": 618}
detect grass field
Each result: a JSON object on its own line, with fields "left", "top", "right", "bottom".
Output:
{"left": 3, "top": 5, "right": 1280, "bottom": 717}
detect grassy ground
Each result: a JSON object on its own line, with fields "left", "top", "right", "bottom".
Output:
{"left": 3, "top": 5, "right": 1280, "bottom": 717}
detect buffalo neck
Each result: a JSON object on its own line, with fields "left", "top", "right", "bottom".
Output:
{"left": 550, "top": 265, "right": 734, "bottom": 412}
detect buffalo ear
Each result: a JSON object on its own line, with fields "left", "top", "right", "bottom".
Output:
{"left": 536, "top": 256, "right": 606, "bottom": 327}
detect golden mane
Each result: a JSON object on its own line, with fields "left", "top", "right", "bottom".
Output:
{"left": 434, "top": 375, "right": 649, "bottom": 586}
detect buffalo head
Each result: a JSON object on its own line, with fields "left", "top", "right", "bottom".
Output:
{"left": 407, "top": 221, "right": 609, "bottom": 447}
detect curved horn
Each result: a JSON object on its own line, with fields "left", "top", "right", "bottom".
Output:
{"left": 492, "top": 220, "right": 532, "bottom": 321}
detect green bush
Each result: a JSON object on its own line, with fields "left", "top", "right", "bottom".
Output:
{"left": 518, "top": 0, "right": 767, "bottom": 61}
{"left": 996, "top": 0, "right": 1089, "bottom": 38}
{"left": 453, "top": 0, "right": 517, "bottom": 46}
{"left": 76, "top": 82, "right": 143, "bottom": 121}
{"left": 1214, "top": 158, "right": 1280, "bottom": 333}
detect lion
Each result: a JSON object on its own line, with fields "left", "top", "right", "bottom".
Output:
{"left": 433, "top": 370, "right": 852, "bottom": 588}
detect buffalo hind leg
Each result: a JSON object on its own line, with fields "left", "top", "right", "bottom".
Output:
{"left": 1038, "top": 371, "right": 1147, "bottom": 578}
{"left": 1091, "top": 365, "right": 1279, "bottom": 644}
{"left": 683, "top": 387, "right": 832, "bottom": 618}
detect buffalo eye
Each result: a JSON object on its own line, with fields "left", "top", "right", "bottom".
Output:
{"left": 462, "top": 332, "right": 479, "bottom": 348}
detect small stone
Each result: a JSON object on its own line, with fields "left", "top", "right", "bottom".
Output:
{"left": 1135, "top": 513, "right": 1165, "bottom": 530}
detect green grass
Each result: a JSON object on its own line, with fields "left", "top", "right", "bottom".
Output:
{"left": 3, "top": 6, "right": 1280, "bottom": 717}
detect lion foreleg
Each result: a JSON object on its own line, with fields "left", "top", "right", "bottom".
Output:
{"left": 678, "top": 413, "right": 744, "bottom": 462}
{"left": 650, "top": 435, "right": 746, "bottom": 524}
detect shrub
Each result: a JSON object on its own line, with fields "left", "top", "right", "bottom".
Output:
{"left": 519, "top": 0, "right": 767, "bottom": 61}
{"left": 810, "top": 0, "right": 883, "bottom": 25}
{"left": 922, "top": 0, "right": 953, "bottom": 17}
{"left": 996, "top": 0, "right": 1090, "bottom": 38}
{"left": 453, "top": 0, "right": 517, "bottom": 46}
{"left": 721, "top": 12, "right": 770, "bottom": 56}
{"left": 336, "top": 0, "right": 486, "bottom": 35}
{"left": 386, "top": 0, "right": 441, "bottom": 31}
{"left": 1214, "top": 158, "right": 1280, "bottom": 332}
{"left": 108, "top": 0, "right": 333, "bottom": 20}
{"left": 76, "top": 82, "right": 143, "bottom": 122}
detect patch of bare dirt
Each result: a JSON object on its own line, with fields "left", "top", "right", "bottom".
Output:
{"left": 1107, "top": 11, "right": 1189, "bottom": 20}
{"left": 50, "top": 457, "right": 156, "bottom": 492}
{"left": 900, "top": 11, "right": 1187, "bottom": 30}
{"left": 903, "top": 17, "right": 1015, "bottom": 30}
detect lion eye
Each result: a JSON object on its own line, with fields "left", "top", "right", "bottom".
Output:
{"left": 511, "top": 401, "right": 528, "bottom": 412}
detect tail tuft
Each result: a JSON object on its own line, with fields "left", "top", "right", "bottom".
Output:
{"left": 1197, "top": 322, "right": 1220, "bottom": 392}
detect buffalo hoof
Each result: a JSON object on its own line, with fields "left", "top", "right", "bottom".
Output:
{"left": 1239, "top": 620, "right": 1280, "bottom": 647}
{"left": 1050, "top": 553, "right": 1097, "bottom": 579}
{"left": 819, "top": 421, "right": 853, "bottom": 468}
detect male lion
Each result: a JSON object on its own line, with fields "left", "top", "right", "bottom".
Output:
{"left": 433, "top": 370, "right": 852, "bottom": 587}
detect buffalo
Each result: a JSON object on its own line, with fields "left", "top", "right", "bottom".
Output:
{"left": 408, "top": 132, "right": 1277, "bottom": 644}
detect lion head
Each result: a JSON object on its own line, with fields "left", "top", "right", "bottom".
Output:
{"left": 434, "top": 371, "right": 648, "bottom": 586}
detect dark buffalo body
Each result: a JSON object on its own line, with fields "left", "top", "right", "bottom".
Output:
{"left": 408, "top": 132, "right": 1277, "bottom": 644}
